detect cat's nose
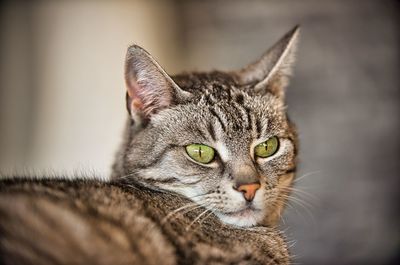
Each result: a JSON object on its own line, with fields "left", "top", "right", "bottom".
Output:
{"left": 234, "top": 182, "right": 261, "bottom": 202}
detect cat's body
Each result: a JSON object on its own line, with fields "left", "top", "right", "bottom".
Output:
{"left": 0, "top": 177, "right": 289, "bottom": 265}
{"left": 0, "top": 26, "right": 300, "bottom": 264}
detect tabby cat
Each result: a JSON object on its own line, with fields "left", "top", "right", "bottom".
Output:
{"left": 0, "top": 26, "right": 300, "bottom": 265}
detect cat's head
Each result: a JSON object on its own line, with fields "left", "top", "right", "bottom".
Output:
{"left": 114, "top": 26, "right": 300, "bottom": 227}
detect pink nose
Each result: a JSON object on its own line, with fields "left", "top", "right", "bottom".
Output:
{"left": 235, "top": 183, "right": 261, "bottom": 202}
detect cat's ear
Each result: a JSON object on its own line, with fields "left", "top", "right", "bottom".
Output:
{"left": 234, "top": 26, "right": 300, "bottom": 99}
{"left": 125, "top": 45, "right": 191, "bottom": 123}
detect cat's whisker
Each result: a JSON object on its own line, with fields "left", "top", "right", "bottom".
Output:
{"left": 274, "top": 202, "right": 287, "bottom": 225}
{"left": 186, "top": 208, "right": 212, "bottom": 230}
{"left": 179, "top": 202, "right": 210, "bottom": 216}
{"left": 283, "top": 194, "right": 314, "bottom": 210}
{"left": 280, "top": 186, "right": 317, "bottom": 201}
{"left": 275, "top": 195, "right": 303, "bottom": 219}
{"left": 270, "top": 200, "right": 290, "bottom": 225}
{"left": 274, "top": 186, "right": 315, "bottom": 209}
{"left": 198, "top": 206, "right": 216, "bottom": 226}
{"left": 162, "top": 201, "right": 211, "bottom": 224}
{"left": 280, "top": 200, "right": 294, "bottom": 211}
{"left": 161, "top": 202, "right": 199, "bottom": 224}
{"left": 124, "top": 184, "right": 141, "bottom": 192}
{"left": 279, "top": 194, "right": 306, "bottom": 210}
{"left": 278, "top": 179, "right": 319, "bottom": 219}
{"left": 202, "top": 210, "right": 215, "bottom": 222}
{"left": 288, "top": 240, "right": 297, "bottom": 249}
{"left": 282, "top": 185, "right": 315, "bottom": 194}
{"left": 280, "top": 193, "right": 314, "bottom": 210}
{"left": 116, "top": 173, "right": 136, "bottom": 180}
{"left": 293, "top": 170, "right": 322, "bottom": 184}
{"left": 278, "top": 194, "right": 316, "bottom": 224}
{"left": 281, "top": 199, "right": 305, "bottom": 221}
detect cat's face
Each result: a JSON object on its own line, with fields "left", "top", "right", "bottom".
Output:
{"left": 115, "top": 26, "right": 299, "bottom": 227}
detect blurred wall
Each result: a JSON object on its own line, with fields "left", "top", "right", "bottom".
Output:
{"left": 0, "top": 0, "right": 182, "bottom": 175}
{"left": 1, "top": 0, "right": 399, "bottom": 264}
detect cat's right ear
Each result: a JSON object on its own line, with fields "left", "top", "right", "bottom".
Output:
{"left": 124, "top": 45, "right": 191, "bottom": 125}
{"left": 233, "top": 26, "right": 300, "bottom": 100}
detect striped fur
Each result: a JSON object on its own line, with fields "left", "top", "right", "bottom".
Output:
{"left": 113, "top": 26, "right": 300, "bottom": 227}
{"left": 0, "top": 177, "right": 290, "bottom": 265}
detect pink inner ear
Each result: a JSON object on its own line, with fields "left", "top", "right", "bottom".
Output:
{"left": 125, "top": 46, "right": 178, "bottom": 118}
{"left": 126, "top": 75, "right": 172, "bottom": 117}
{"left": 127, "top": 79, "right": 144, "bottom": 111}
{"left": 131, "top": 98, "right": 143, "bottom": 111}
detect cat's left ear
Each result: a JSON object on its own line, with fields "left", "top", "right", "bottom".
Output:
{"left": 234, "top": 26, "right": 300, "bottom": 100}
{"left": 124, "top": 45, "right": 192, "bottom": 125}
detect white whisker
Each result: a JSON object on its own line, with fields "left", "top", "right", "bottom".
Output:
{"left": 186, "top": 208, "right": 211, "bottom": 230}
{"left": 161, "top": 202, "right": 199, "bottom": 224}
{"left": 198, "top": 207, "right": 216, "bottom": 226}
{"left": 293, "top": 170, "right": 322, "bottom": 184}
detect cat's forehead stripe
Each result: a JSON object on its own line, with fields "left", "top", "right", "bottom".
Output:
{"left": 205, "top": 96, "right": 264, "bottom": 140}
{"left": 207, "top": 122, "right": 216, "bottom": 142}
{"left": 209, "top": 106, "right": 227, "bottom": 133}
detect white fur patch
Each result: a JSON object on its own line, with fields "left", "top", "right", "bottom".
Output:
{"left": 216, "top": 209, "right": 264, "bottom": 227}
{"left": 214, "top": 141, "right": 230, "bottom": 162}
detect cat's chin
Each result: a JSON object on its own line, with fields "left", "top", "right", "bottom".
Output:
{"left": 215, "top": 208, "right": 264, "bottom": 227}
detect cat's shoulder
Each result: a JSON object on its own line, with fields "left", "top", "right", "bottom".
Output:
{"left": 0, "top": 177, "right": 177, "bottom": 265}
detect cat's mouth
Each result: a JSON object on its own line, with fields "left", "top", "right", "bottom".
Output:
{"left": 224, "top": 205, "right": 261, "bottom": 217}
{"left": 216, "top": 205, "right": 264, "bottom": 227}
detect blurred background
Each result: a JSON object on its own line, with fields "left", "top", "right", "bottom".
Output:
{"left": 0, "top": 0, "right": 399, "bottom": 264}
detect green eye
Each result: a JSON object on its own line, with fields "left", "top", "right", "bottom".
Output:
{"left": 254, "top": 136, "right": 279, "bottom": 158}
{"left": 185, "top": 144, "right": 215, "bottom": 164}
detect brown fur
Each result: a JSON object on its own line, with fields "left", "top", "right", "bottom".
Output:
{"left": 0, "top": 177, "right": 290, "bottom": 265}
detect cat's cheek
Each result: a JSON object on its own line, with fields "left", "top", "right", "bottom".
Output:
{"left": 173, "top": 186, "right": 205, "bottom": 201}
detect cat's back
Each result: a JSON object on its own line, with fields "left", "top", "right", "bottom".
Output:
{"left": 0, "top": 178, "right": 176, "bottom": 265}
{"left": 0, "top": 178, "right": 290, "bottom": 265}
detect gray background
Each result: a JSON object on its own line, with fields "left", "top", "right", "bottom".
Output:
{"left": 1, "top": 1, "right": 399, "bottom": 264}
